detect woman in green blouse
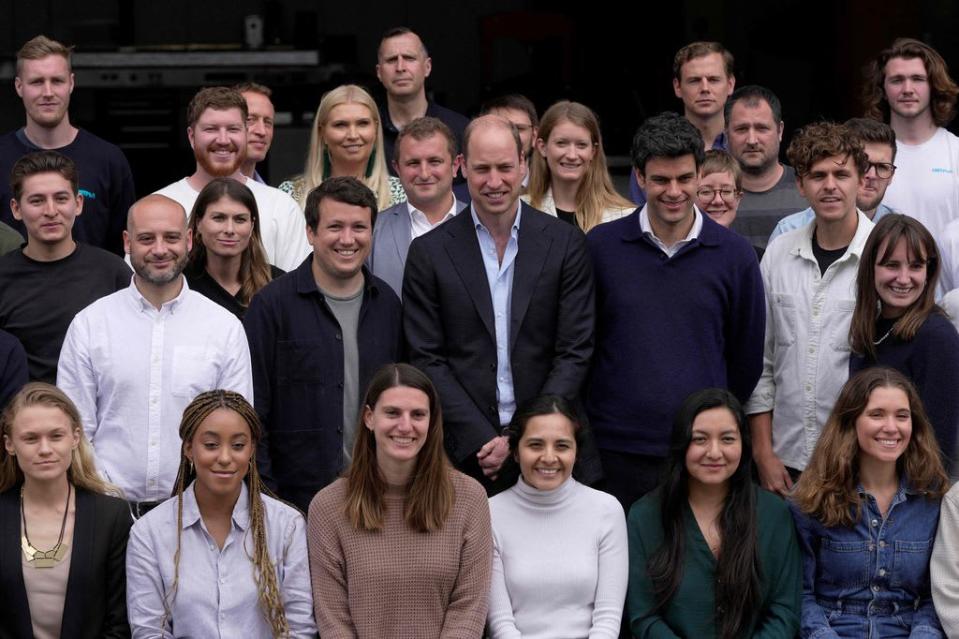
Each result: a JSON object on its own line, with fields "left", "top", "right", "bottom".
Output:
{"left": 627, "top": 388, "right": 801, "bottom": 638}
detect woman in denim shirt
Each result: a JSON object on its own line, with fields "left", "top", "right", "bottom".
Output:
{"left": 790, "top": 367, "right": 948, "bottom": 638}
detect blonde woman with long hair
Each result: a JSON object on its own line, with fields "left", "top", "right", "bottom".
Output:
{"left": 125, "top": 390, "right": 315, "bottom": 638}
{"left": 524, "top": 100, "right": 634, "bottom": 231}
{"left": 0, "top": 382, "right": 131, "bottom": 639}
{"left": 279, "top": 84, "right": 405, "bottom": 210}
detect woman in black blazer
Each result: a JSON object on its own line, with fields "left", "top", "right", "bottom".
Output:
{"left": 0, "top": 383, "right": 131, "bottom": 639}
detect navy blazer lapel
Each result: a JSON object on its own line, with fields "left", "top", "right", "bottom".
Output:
{"left": 60, "top": 488, "right": 94, "bottom": 639}
{"left": 0, "top": 489, "right": 36, "bottom": 638}
{"left": 510, "top": 205, "right": 550, "bottom": 349}
{"left": 388, "top": 204, "right": 413, "bottom": 268}
{"left": 444, "top": 212, "right": 496, "bottom": 340}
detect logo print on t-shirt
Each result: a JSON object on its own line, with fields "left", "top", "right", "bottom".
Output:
{"left": 79, "top": 189, "right": 96, "bottom": 200}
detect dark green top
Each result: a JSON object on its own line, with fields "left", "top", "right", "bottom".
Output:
{"left": 627, "top": 486, "right": 801, "bottom": 638}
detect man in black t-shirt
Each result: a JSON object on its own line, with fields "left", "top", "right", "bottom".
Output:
{"left": 0, "top": 35, "right": 135, "bottom": 256}
{"left": 0, "top": 151, "right": 130, "bottom": 382}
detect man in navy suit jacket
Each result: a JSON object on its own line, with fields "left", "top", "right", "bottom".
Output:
{"left": 369, "top": 117, "right": 465, "bottom": 297}
{"left": 403, "top": 115, "right": 597, "bottom": 492}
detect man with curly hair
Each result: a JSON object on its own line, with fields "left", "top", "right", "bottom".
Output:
{"left": 746, "top": 121, "right": 874, "bottom": 496}
{"left": 863, "top": 38, "right": 959, "bottom": 243}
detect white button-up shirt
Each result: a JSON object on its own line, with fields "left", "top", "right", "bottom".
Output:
{"left": 745, "top": 211, "right": 875, "bottom": 470}
{"left": 126, "top": 482, "right": 316, "bottom": 638}
{"left": 58, "top": 278, "right": 253, "bottom": 502}
{"left": 408, "top": 198, "right": 459, "bottom": 239}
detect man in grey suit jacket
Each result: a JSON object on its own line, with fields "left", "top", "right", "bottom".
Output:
{"left": 370, "top": 117, "right": 465, "bottom": 296}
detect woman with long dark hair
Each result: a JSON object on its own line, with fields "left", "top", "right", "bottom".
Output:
{"left": 0, "top": 382, "right": 131, "bottom": 639}
{"left": 849, "top": 213, "right": 959, "bottom": 470}
{"left": 488, "top": 395, "right": 627, "bottom": 638}
{"left": 627, "top": 388, "right": 800, "bottom": 638}
{"left": 185, "top": 178, "right": 283, "bottom": 318}
{"left": 791, "top": 367, "right": 947, "bottom": 637}
{"left": 307, "top": 363, "right": 491, "bottom": 639}
{"left": 125, "top": 390, "right": 315, "bottom": 638}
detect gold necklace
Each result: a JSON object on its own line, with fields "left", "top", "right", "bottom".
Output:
{"left": 20, "top": 483, "right": 71, "bottom": 569}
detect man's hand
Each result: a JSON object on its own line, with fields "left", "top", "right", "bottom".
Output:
{"left": 754, "top": 450, "right": 793, "bottom": 496}
{"left": 477, "top": 435, "right": 510, "bottom": 479}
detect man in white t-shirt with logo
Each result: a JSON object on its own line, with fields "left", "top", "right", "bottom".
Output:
{"left": 863, "top": 37, "right": 959, "bottom": 245}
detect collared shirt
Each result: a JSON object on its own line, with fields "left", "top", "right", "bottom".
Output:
{"left": 471, "top": 202, "right": 522, "bottom": 426}
{"left": 58, "top": 278, "right": 253, "bottom": 502}
{"left": 638, "top": 205, "right": 704, "bottom": 258}
{"left": 126, "top": 482, "right": 316, "bottom": 638}
{"left": 408, "top": 197, "right": 459, "bottom": 239}
{"left": 768, "top": 204, "right": 894, "bottom": 245}
{"left": 745, "top": 212, "right": 875, "bottom": 470}
{"left": 790, "top": 477, "right": 942, "bottom": 636}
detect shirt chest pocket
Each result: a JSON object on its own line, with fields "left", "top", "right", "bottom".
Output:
{"left": 890, "top": 538, "right": 933, "bottom": 590}
{"left": 828, "top": 299, "right": 856, "bottom": 353}
{"left": 819, "top": 538, "right": 872, "bottom": 588}
{"left": 171, "top": 346, "right": 220, "bottom": 398}
{"left": 770, "top": 293, "right": 798, "bottom": 347}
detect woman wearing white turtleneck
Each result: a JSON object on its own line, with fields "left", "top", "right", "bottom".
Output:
{"left": 488, "top": 396, "right": 628, "bottom": 639}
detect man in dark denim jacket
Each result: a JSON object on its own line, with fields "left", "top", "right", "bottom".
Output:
{"left": 243, "top": 177, "right": 403, "bottom": 512}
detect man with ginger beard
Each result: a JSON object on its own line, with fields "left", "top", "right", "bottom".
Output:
{"left": 154, "top": 86, "right": 308, "bottom": 271}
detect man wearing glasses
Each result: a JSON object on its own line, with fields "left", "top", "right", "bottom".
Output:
{"left": 768, "top": 118, "right": 899, "bottom": 242}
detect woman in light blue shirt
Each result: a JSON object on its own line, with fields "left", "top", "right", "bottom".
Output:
{"left": 126, "top": 390, "right": 316, "bottom": 638}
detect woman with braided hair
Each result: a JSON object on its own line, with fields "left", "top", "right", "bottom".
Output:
{"left": 125, "top": 390, "right": 316, "bottom": 638}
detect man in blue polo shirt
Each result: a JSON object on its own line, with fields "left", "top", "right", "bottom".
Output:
{"left": 586, "top": 112, "right": 765, "bottom": 511}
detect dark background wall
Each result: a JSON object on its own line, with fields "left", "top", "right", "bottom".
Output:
{"left": 1, "top": 0, "right": 956, "bottom": 194}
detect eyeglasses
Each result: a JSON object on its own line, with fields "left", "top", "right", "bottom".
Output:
{"left": 696, "top": 187, "right": 741, "bottom": 202}
{"left": 868, "top": 162, "right": 896, "bottom": 179}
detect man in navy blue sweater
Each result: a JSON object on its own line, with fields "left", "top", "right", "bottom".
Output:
{"left": 585, "top": 112, "right": 765, "bottom": 511}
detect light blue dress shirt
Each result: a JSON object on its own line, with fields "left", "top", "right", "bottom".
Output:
{"left": 471, "top": 203, "right": 522, "bottom": 427}
{"left": 126, "top": 481, "right": 317, "bottom": 638}
{"left": 768, "top": 203, "right": 894, "bottom": 244}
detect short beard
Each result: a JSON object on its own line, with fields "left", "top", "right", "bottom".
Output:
{"left": 195, "top": 145, "right": 244, "bottom": 178}
{"left": 132, "top": 251, "right": 188, "bottom": 286}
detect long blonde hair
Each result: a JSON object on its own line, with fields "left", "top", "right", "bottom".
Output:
{"left": 165, "top": 390, "right": 290, "bottom": 638}
{"left": 0, "top": 382, "right": 120, "bottom": 496}
{"left": 527, "top": 101, "right": 633, "bottom": 231}
{"left": 297, "top": 84, "right": 392, "bottom": 210}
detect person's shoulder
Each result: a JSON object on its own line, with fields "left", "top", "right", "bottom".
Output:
{"left": 755, "top": 486, "right": 792, "bottom": 519}
{"left": 628, "top": 487, "right": 662, "bottom": 523}
{"left": 451, "top": 468, "right": 487, "bottom": 504}
{"left": 261, "top": 491, "right": 307, "bottom": 526}
{"left": 0, "top": 130, "right": 24, "bottom": 155}
{"left": 428, "top": 102, "right": 469, "bottom": 129}
{"left": 153, "top": 178, "right": 190, "bottom": 200}
{"left": 587, "top": 209, "right": 636, "bottom": 241}
{"left": 73, "top": 285, "right": 129, "bottom": 319}
{"left": 75, "top": 243, "right": 130, "bottom": 268}
{"left": 368, "top": 272, "right": 402, "bottom": 307}
{"left": 184, "top": 288, "right": 243, "bottom": 324}
{"left": 131, "top": 494, "right": 179, "bottom": 536}
{"left": 575, "top": 481, "right": 626, "bottom": 515}
{"left": 917, "top": 310, "right": 959, "bottom": 342}
{"left": 85, "top": 489, "right": 132, "bottom": 521}
{"left": 74, "top": 128, "right": 127, "bottom": 157}
{"left": 309, "top": 477, "right": 348, "bottom": 515}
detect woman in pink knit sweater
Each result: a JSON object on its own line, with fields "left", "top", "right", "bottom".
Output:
{"left": 307, "top": 363, "right": 492, "bottom": 639}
